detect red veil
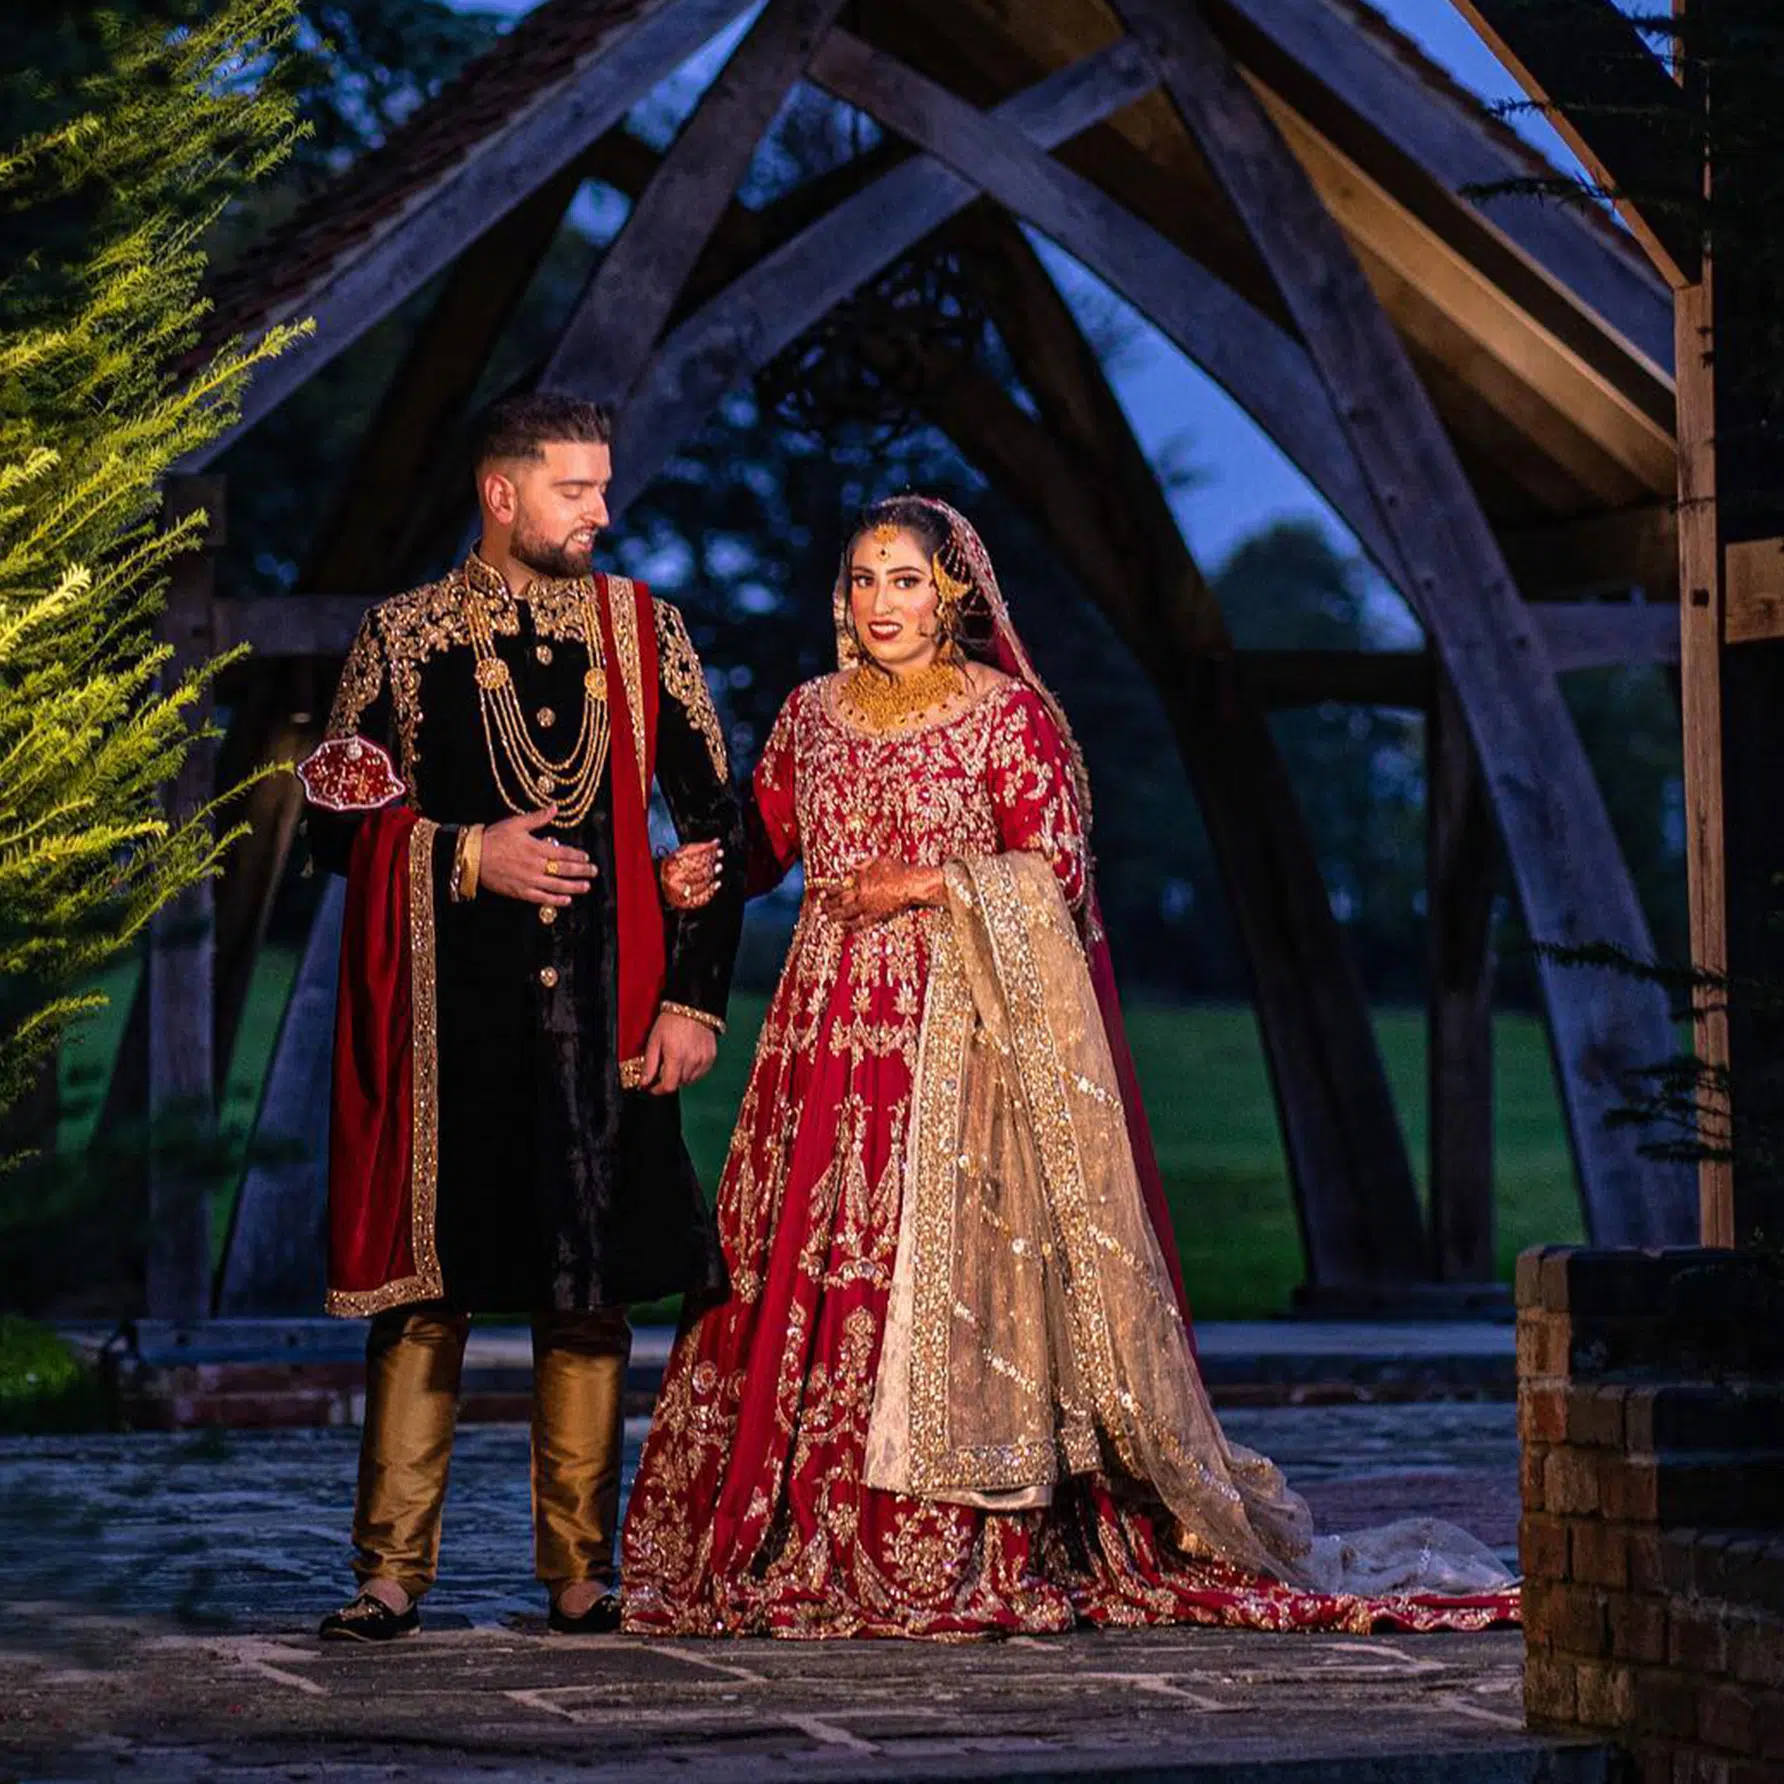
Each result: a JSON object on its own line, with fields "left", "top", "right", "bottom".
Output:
{"left": 837, "top": 496, "right": 1195, "bottom": 1335}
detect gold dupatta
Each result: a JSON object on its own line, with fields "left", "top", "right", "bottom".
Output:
{"left": 866, "top": 852, "right": 1511, "bottom": 1597}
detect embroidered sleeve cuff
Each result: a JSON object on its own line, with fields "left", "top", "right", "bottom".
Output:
{"left": 660, "top": 1000, "right": 726, "bottom": 1035}
{"left": 296, "top": 736, "right": 405, "bottom": 813}
{"left": 449, "top": 824, "right": 484, "bottom": 903}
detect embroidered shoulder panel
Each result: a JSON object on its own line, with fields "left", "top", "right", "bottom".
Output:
{"left": 363, "top": 577, "right": 465, "bottom": 785}
{"left": 326, "top": 618, "right": 386, "bottom": 741}
{"left": 654, "top": 598, "right": 728, "bottom": 780}
{"left": 296, "top": 736, "right": 406, "bottom": 813}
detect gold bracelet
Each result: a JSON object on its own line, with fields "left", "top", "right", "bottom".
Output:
{"left": 461, "top": 823, "right": 484, "bottom": 901}
{"left": 450, "top": 827, "right": 472, "bottom": 902}
{"left": 660, "top": 1000, "right": 725, "bottom": 1035}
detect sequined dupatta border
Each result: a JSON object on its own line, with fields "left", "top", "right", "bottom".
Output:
{"left": 866, "top": 851, "right": 1300, "bottom": 1581}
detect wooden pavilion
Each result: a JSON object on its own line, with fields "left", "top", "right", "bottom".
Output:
{"left": 135, "top": 0, "right": 1700, "bottom": 1319}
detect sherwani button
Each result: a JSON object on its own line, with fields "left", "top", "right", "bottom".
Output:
{"left": 536, "top": 707, "right": 556, "bottom": 728}
{"left": 535, "top": 643, "right": 553, "bottom": 665}
{"left": 538, "top": 965, "right": 559, "bottom": 988}
{"left": 539, "top": 906, "right": 558, "bottom": 925}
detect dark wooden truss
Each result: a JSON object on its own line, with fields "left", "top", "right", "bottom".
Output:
{"left": 138, "top": 0, "right": 1696, "bottom": 1315}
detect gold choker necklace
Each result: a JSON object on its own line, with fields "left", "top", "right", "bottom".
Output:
{"left": 843, "top": 660, "right": 968, "bottom": 732}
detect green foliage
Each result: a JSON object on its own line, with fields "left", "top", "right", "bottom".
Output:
{"left": 0, "top": 1315, "right": 112, "bottom": 1432}
{"left": 0, "top": 2, "right": 309, "bottom": 1142}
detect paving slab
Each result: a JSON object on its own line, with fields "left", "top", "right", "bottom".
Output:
{"left": 0, "top": 1406, "right": 1577, "bottom": 1783}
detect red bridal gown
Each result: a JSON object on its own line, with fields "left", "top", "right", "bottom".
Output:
{"left": 621, "top": 674, "right": 1517, "bottom": 1639}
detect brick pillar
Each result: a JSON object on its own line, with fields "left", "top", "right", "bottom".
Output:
{"left": 1517, "top": 1246, "right": 1784, "bottom": 1778}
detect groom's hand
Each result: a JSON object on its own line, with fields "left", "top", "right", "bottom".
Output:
{"left": 639, "top": 1008, "right": 718, "bottom": 1095}
{"left": 480, "top": 805, "right": 598, "bottom": 906}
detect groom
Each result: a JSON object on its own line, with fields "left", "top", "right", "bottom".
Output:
{"left": 299, "top": 392, "right": 743, "bottom": 1639}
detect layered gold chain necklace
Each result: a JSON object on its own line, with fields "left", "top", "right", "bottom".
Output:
{"left": 842, "top": 659, "right": 968, "bottom": 732}
{"left": 464, "top": 572, "right": 611, "bottom": 823}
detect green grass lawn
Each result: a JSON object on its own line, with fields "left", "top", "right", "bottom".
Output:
{"left": 54, "top": 972, "right": 1583, "bottom": 1321}
{"left": 1117, "top": 1002, "right": 1582, "bottom": 1318}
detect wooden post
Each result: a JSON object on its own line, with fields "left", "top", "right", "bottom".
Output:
{"left": 545, "top": 0, "right": 850, "bottom": 405}
{"left": 1675, "top": 279, "right": 1732, "bottom": 1244}
{"left": 1427, "top": 671, "right": 1498, "bottom": 1282}
{"left": 1686, "top": 0, "right": 1784, "bottom": 1247}
{"left": 145, "top": 476, "right": 224, "bottom": 1320}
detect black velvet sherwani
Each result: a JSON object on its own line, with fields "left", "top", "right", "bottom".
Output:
{"left": 308, "top": 556, "right": 743, "bottom": 1313}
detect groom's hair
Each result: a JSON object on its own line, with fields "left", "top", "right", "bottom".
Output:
{"left": 472, "top": 392, "right": 613, "bottom": 469}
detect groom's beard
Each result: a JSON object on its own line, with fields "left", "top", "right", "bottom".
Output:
{"left": 511, "top": 515, "right": 597, "bottom": 581}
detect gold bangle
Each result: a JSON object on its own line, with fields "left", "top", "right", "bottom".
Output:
{"left": 450, "top": 827, "right": 471, "bottom": 902}
{"left": 660, "top": 1000, "right": 725, "bottom": 1036}
{"left": 461, "top": 823, "right": 484, "bottom": 901}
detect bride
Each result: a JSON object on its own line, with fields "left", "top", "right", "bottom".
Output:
{"left": 622, "top": 494, "right": 1516, "bottom": 1639}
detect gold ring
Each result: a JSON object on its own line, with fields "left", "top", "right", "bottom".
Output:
{"left": 545, "top": 859, "right": 561, "bottom": 878}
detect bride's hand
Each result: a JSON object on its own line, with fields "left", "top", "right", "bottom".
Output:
{"left": 820, "top": 859, "right": 944, "bottom": 928}
{"left": 660, "top": 839, "right": 722, "bottom": 911}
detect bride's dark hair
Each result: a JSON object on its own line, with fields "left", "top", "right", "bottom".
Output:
{"left": 846, "top": 497, "right": 996, "bottom": 662}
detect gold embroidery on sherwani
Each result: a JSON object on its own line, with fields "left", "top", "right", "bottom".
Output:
{"left": 325, "top": 818, "right": 445, "bottom": 1317}
{"left": 327, "top": 619, "right": 386, "bottom": 740}
{"left": 654, "top": 598, "right": 729, "bottom": 778}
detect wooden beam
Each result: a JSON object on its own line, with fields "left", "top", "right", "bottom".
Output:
{"left": 1501, "top": 504, "right": 1678, "bottom": 599}
{"left": 388, "top": 129, "right": 913, "bottom": 586}
{"left": 184, "top": 0, "right": 761, "bottom": 468}
{"left": 872, "top": 0, "right": 1673, "bottom": 536}
{"left": 1209, "top": 0, "right": 1675, "bottom": 372}
{"left": 1722, "top": 536, "right": 1784, "bottom": 645}
{"left": 800, "top": 32, "right": 1416, "bottom": 563}
{"left": 305, "top": 156, "right": 589, "bottom": 597}
{"left": 614, "top": 32, "right": 1408, "bottom": 600}
{"left": 544, "top": 0, "right": 851, "bottom": 405}
{"left": 1280, "top": 127, "right": 1674, "bottom": 501}
{"left": 213, "top": 719, "right": 311, "bottom": 1089}
{"left": 213, "top": 596, "right": 375, "bottom": 660}
{"left": 217, "top": 879, "right": 344, "bottom": 1315}
{"left": 609, "top": 41, "right": 1180, "bottom": 515}
{"left": 1676, "top": 279, "right": 1731, "bottom": 1242}
{"left": 943, "top": 208, "right": 1427, "bottom": 1293}
{"left": 146, "top": 477, "right": 223, "bottom": 1319}
{"left": 1537, "top": 601, "right": 1680, "bottom": 670}
{"left": 1113, "top": 0, "right": 1693, "bottom": 1246}
{"left": 1427, "top": 670, "right": 1499, "bottom": 1283}
{"left": 1448, "top": 0, "right": 1700, "bottom": 288}
{"left": 1236, "top": 650, "right": 1429, "bottom": 711}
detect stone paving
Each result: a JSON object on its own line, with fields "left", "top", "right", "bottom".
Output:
{"left": 0, "top": 1405, "right": 1594, "bottom": 1783}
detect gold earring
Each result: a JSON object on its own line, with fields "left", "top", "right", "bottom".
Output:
{"left": 932, "top": 552, "right": 970, "bottom": 605}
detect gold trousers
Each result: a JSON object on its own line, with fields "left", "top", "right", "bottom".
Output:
{"left": 352, "top": 1304, "right": 631, "bottom": 1600}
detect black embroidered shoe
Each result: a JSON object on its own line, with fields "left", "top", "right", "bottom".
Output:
{"left": 319, "top": 1591, "right": 420, "bottom": 1643}
{"left": 547, "top": 1592, "right": 622, "bottom": 1635}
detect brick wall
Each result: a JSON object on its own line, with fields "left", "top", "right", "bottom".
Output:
{"left": 1517, "top": 1245, "right": 1784, "bottom": 1781}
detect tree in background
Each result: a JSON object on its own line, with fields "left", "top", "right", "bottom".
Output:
{"left": 0, "top": 2, "right": 305, "bottom": 1144}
